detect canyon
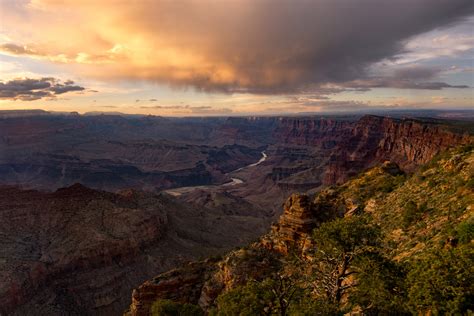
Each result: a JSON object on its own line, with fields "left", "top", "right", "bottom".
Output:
{"left": 126, "top": 145, "right": 474, "bottom": 315}
{"left": 0, "top": 111, "right": 472, "bottom": 315}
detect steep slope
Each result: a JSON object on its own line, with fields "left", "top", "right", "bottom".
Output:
{"left": 126, "top": 144, "right": 474, "bottom": 315}
{"left": 0, "top": 185, "right": 270, "bottom": 315}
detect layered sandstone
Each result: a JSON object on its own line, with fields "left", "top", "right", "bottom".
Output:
{"left": 272, "top": 115, "right": 472, "bottom": 187}
{"left": 273, "top": 117, "right": 354, "bottom": 147}
{"left": 323, "top": 116, "right": 473, "bottom": 184}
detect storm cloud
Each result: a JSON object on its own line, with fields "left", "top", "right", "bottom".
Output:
{"left": 0, "top": 78, "right": 85, "bottom": 101}
{"left": 0, "top": 0, "right": 472, "bottom": 94}
{"left": 340, "top": 65, "right": 470, "bottom": 91}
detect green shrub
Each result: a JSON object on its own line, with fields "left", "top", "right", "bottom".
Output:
{"left": 466, "top": 178, "right": 474, "bottom": 189}
{"left": 406, "top": 246, "right": 474, "bottom": 315}
{"left": 456, "top": 218, "right": 474, "bottom": 244}
{"left": 213, "top": 277, "right": 304, "bottom": 316}
{"left": 151, "top": 299, "right": 203, "bottom": 316}
{"left": 402, "top": 201, "right": 426, "bottom": 228}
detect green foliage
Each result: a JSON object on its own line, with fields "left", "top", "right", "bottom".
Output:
{"left": 466, "top": 177, "right": 474, "bottom": 189}
{"left": 212, "top": 281, "right": 272, "bottom": 316}
{"left": 401, "top": 200, "right": 426, "bottom": 228}
{"left": 351, "top": 252, "right": 409, "bottom": 315}
{"left": 312, "top": 216, "right": 380, "bottom": 254}
{"left": 406, "top": 245, "right": 474, "bottom": 315}
{"left": 380, "top": 174, "right": 406, "bottom": 193}
{"left": 151, "top": 299, "right": 203, "bottom": 316}
{"left": 208, "top": 146, "right": 474, "bottom": 315}
{"left": 341, "top": 168, "right": 406, "bottom": 204}
{"left": 213, "top": 277, "right": 303, "bottom": 316}
{"left": 310, "top": 216, "right": 383, "bottom": 305}
{"left": 288, "top": 296, "right": 342, "bottom": 316}
{"left": 310, "top": 216, "right": 411, "bottom": 315}
{"left": 455, "top": 217, "right": 474, "bottom": 244}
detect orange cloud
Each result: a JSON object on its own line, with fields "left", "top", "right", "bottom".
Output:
{"left": 1, "top": 0, "right": 473, "bottom": 93}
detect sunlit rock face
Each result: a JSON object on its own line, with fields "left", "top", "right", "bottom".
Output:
{"left": 321, "top": 116, "right": 473, "bottom": 185}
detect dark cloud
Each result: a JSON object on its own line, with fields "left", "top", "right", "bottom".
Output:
{"left": 3, "top": 1, "right": 472, "bottom": 94}
{"left": 127, "top": 0, "right": 474, "bottom": 93}
{"left": 392, "top": 65, "right": 442, "bottom": 80}
{"left": 49, "top": 83, "right": 85, "bottom": 94}
{"left": 343, "top": 78, "right": 469, "bottom": 91}
{"left": 0, "top": 77, "right": 86, "bottom": 101}
{"left": 0, "top": 43, "right": 43, "bottom": 56}
{"left": 310, "top": 65, "right": 471, "bottom": 94}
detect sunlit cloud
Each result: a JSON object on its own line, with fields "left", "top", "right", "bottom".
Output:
{"left": 1, "top": 0, "right": 473, "bottom": 94}
{"left": 0, "top": 0, "right": 473, "bottom": 115}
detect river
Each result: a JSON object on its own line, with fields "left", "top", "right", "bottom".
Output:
{"left": 164, "top": 151, "right": 267, "bottom": 196}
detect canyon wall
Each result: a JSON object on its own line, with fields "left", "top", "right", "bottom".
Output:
{"left": 271, "top": 115, "right": 473, "bottom": 187}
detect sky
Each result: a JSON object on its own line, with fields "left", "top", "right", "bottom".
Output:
{"left": 0, "top": 0, "right": 473, "bottom": 116}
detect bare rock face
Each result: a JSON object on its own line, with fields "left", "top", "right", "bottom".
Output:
{"left": 273, "top": 117, "right": 354, "bottom": 147}
{"left": 265, "top": 194, "right": 316, "bottom": 253}
{"left": 269, "top": 115, "right": 472, "bottom": 191}
{"left": 261, "top": 190, "right": 344, "bottom": 255}
{"left": 321, "top": 116, "right": 473, "bottom": 185}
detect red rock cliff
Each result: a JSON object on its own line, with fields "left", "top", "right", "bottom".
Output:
{"left": 323, "top": 116, "right": 473, "bottom": 184}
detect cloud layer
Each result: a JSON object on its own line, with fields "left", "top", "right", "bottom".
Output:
{"left": 0, "top": 78, "right": 85, "bottom": 101}
{"left": 1, "top": 0, "right": 473, "bottom": 94}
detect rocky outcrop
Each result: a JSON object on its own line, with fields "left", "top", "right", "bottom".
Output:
{"left": 262, "top": 194, "right": 317, "bottom": 254}
{"left": 128, "top": 260, "right": 219, "bottom": 316}
{"left": 126, "top": 247, "right": 281, "bottom": 315}
{"left": 124, "top": 191, "right": 349, "bottom": 314}
{"left": 261, "top": 189, "right": 347, "bottom": 255}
